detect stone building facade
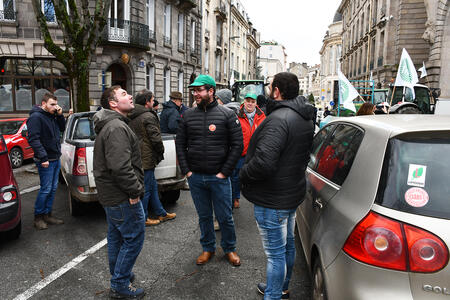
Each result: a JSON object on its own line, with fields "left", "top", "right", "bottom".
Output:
{"left": 257, "top": 41, "right": 287, "bottom": 81}
{"left": 0, "top": 0, "right": 202, "bottom": 117}
{"left": 319, "top": 12, "right": 343, "bottom": 108}
{"left": 338, "top": 0, "right": 450, "bottom": 93}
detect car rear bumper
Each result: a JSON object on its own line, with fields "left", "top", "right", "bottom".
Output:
{"left": 325, "top": 251, "right": 414, "bottom": 300}
{"left": 0, "top": 200, "right": 20, "bottom": 231}
{"left": 65, "top": 174, "right": 97, "bottom": 203}
{"left": 157, "top": 176, "right": 187, "bottom": 192}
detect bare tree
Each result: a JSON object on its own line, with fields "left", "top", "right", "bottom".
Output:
{"left": 32, "top": 0, "right": 111, "bottom": 112}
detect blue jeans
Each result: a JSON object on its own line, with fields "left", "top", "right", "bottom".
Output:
{"left": 187, "top": 173, "right": 236, "bottom": 253}
{"left": 143, "top": 169, "right": 166, "bottom": 219}
{"left": 35, "top": 160, "right": 61, "bottom": 216}
{"left": 104, "top": 201, "right": 145, "bottom": 290}
{"left": 230, "top": 156, "right": 245, "bottom": 200}
{"left": 254, "top": 205, "right": 296, "bottom": 300}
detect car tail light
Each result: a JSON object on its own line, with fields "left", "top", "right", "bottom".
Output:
{"left": 73, "top": 147, "right": 87, "bottom": 176}
{"left": 343, "top": 211, "right": 448, "bottom": 273}
{"left": 0, "top": 189, "right": 17, "bottom": 203}
{"left": 0, "top": 135, "right": 7, "bottom": 153}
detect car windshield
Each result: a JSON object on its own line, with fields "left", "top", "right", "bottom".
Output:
{"left": 373, "top": 90, "right": 388, "bottom": 104}
{"left": 236, "top": 83, "right": 265, "bottom": 103}
{"left": 72, "top": 117, "right": 94, "bottom": 140}
{"left": 375, "top": 132, "right": 450, "bottom": 219}
{"left": 0, "top": 121, "right": 23, "bottom": 135}
{"left": 387, "top": 87, "right": 431, "bottom": 112}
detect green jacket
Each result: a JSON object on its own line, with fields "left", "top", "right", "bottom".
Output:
{"left": 93, "top": 109, "right": 144, "bottom": 206}
{"left": 128, "top": 104, "right": 164, "bottom": 170}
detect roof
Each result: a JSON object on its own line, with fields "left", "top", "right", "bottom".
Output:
{"left": 329, "top": 115, "right": 450, "bottom": 136}
{"left": 333, "top": 11, "right": 342, "bottom": 23}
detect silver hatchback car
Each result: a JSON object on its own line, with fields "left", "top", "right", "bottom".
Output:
{"left": 296, "top": 115, "right": 450, "bottom": 300}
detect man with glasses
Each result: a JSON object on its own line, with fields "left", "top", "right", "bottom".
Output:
{"left": 176, "top": 75, "right": 243, "bottom": 266}
{"left": 93, "top": 86, "right": 146, "bottom": 299}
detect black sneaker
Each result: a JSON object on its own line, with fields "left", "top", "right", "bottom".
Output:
{"left": 110, "top": 284, "right": 145, "bottom": 299}
{"left": 257, "top": 283, "right": 290, "bottom": 299}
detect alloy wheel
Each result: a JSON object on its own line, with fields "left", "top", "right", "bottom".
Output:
{"left": 10, "top": 148, "right": 23, "bottom": 168}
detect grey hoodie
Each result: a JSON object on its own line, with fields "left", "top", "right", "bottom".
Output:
{"left": 93, "top": 109, "right": 144, "bottom": 206}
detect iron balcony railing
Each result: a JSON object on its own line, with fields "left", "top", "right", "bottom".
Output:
{"left": 101, "top": 19, "right": 149, "bottom": 50}
{"left": 0, "top": 3, "right": 16, "bottom": 21}
{"left": 163, "top": 35, "right": 171, "bottom": 45}
{"left": 178, "top": 42, "right": 184, "bottom": 51}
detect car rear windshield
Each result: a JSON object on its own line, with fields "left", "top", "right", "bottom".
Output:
{"left": 72, "top": 117, "right": 94, "bottom": 140}
{"left": 375, "top": 132, "right": 450, "bottom": 219}
{"left": 0, "top": 121, "right": 22, "bottom": 135}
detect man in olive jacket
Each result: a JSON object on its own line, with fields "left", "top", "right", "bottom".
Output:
{"left": 93, "top": 86, "right": 146, "bottom": 299}
{"left": 240, "top": 72, "right": 316, "bottom": 300}
{"left": 129, "top": 90, "right": 176, "bottom": 226}
{"left": 176, "top": 74, "right": 243, "bottom": 267}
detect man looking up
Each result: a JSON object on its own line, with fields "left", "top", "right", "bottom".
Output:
{"left": 93, "top": 86, "right": 146, "bottom": 299}
{"left": 176, "top": 74, "right": 243, "bottom": 266}
{"left": 240, "top": 72, "right": 316, "bottom": 300}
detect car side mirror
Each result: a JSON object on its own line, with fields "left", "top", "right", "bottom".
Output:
{"left": 21, "top": 129, "right": 28, "bottom": 138}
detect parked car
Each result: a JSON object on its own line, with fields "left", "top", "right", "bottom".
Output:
{"left": 296, "top": 114, "right": 450, "bottom": 300}
{"left": 0, "top": 118, "right": 34, "bottom": 168}
{"left": 0, "top": 134, "right": 21, "bottom": 239}
{"left": 60, "top": 111, "right": 186, "bottom": 216}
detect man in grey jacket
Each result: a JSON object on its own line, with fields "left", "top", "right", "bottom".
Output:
{"left": 93, "top": 85, "right": 145, "bottom": 299}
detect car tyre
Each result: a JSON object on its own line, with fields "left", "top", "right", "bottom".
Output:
{"left": 312, "top": 257, "right": 328, "bottom": 300}
{"left": 10, "top": 147, "right": 23, "bottom": 169}
{"left": 5, "top": 220, "right": 21, "bottom": 240}
{"left": 69, "top": 191, "right": 83, "bottom": 216}
{"left": 160, "top": 190, "right": 180, "bottom": 204}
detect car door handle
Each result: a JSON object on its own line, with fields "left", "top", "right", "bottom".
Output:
{"left": 314, "top": 198, "right": 324, "bottom": 210}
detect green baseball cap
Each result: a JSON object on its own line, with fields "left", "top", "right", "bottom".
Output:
{"left": 245, "top": 93, "right": 257, "bottom": 100}
{"left": 189, "top": 74, "right": 216, "bottom": 88}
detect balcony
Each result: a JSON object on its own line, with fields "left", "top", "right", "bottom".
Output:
{"left": 101, "top": 19, "right": 149, "bottom": 50}
{"left": 214, "top": 5, "right": 227, "bottom": 20}
{"left": 377, "top": 57, "right": 383, "bottom": 67}
{"left": 163, "top": 35, "right": 171, "bottom": 46}
{"left": 0, "top": 5, "right": 15, "bottom": 21}
{"left": 177, "top": 0, "right": 197, "bottom": 11}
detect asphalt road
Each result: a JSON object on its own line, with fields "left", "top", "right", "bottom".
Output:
{"left": 0, "top": 180, "right": 312, "bottom": 300}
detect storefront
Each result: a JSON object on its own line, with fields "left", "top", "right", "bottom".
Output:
{"left": 0, "top": 58, "right": 71, "bottom": 117}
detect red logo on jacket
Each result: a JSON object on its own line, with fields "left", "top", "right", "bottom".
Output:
{"left": 209, "top": 124, "right": 216, "bottom": 132}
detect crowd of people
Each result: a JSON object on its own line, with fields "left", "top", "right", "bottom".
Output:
{"left": 26, "top": 72, "right": 317, "bottom": 300}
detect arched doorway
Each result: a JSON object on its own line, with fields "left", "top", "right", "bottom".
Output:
{"left": 440, "top": 8, "right": 450, "bottom": 98}
{"left": 107, "top": 63, "right": 127, "bottom": 90}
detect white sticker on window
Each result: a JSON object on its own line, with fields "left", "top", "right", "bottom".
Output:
{"left": 407, "top": 164, "right": 427, "bottom": 187}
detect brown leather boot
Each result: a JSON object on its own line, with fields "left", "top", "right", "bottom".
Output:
{"left": 225, "top": 252, "right": 241, "bottom": 266}
{"left": 196, "top": 251, "right": 215, "bottom": 265}
{"left": 43, "top": 213, "right": 64, "bottom": 225}
{"left": 233, "top": 199, "right": 240, "bottom": 209}
{"left": 158, "top": 212, "right": 176, "bottom": 222}
{"left": 145, "top": 218, "right": 160, "bottom": 226}
{"left": 34, "top": 215, "right": 48, "bottom": 230}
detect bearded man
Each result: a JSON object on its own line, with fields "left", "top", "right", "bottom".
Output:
{"left": 175, "top": 74, "right": 243, "bottom": 267}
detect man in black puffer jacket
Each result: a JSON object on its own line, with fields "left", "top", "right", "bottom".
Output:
{"left": 176, "top": 74, "right": 243, "bottom": 267}
{"left": 240, "top": 72, "right": 316, "bottom": 300}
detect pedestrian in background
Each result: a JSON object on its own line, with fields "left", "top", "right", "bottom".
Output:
{"left": 216, "top": 88, "right": 232, "bottom": 105}
{"left": 231, "top": 92, "right": 265, "bottom": 209}
{"left": 160, "top": 91, "right": 186, "bottom": 134}
{"left": 93, "top": 86, "right": 146, "bottom": 299}
{"left": 176, "top": 74, "right": 243, "bottom": 267}
{"left": 129, "top": 90, "right": 176, "bottom": 226}
{"left": 27, "top": 93, "right": 66, "bottom": 230}
{"left": 356, "top": 102, "right": 376, "bottom": 116}
{"left": 240, "top": 72, "right": 316, "bottom": 299}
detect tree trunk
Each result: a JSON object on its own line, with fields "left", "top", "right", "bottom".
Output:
{"left": 73, "top": 62, "right": 90, "bottom": 112}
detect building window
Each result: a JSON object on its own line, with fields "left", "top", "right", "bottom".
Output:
{"left": 0, "top": 0, "right": 15, "bottom": 21}
{"left": 215, "top": 53, "right": 221, "bottom": 81}
{"left": 191, "top": 20, "right": 196, "bottom": 52}
{"left": 0, "top": 59, "right": 71, "bottom": 113}
{"left": 42, "top": 0, "right": 56, "bottom": 23}
{"left": 109, "top": 0, "right": 129, "bottom": 21}
{"left": 146, "top": 64, "right": 154, "bottom": 92}
{"left": 231, "top": 53, "right": 234, "bottom": 71}
{"left": 163, "top": 4, "right": 171, "bottom": 44}
{"left": 146, "top": 0, "right": 155, "bottom": 40}
{"left": 223, "top": 57, "right": 227, "bottom": 77}
{"left": 163, "top": 68, "right": 170, "bottom": 102}
{"left": 216, "top": 19, "right": 222, "bottom": 46}
{"left": 178, "top": 14, "right": 184, "bottom": 49}
{"left": 178, "top": 71, "right": 183, "bottom": 93}
{"left": 205, "top": 48, "right": 209, "bottom": 73}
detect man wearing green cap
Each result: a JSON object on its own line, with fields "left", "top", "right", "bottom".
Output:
{"left": 176, "top": 74, "right": 243, "bottom": 267}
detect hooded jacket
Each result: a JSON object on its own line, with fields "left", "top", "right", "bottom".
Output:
{"left": 237, "top": 104, "right": 266, "bottom": 156}
{"left": 176, "top": 99, "right": 243, "bottom": 177}
{"left": 240, "top": 96, "right": 316, "bottom": 209}
{"left": 128, "top": 104, "right": 164, "bottom": 170}
{"left": 26, "top": 105, "right": 66, "bottom": 163}
{"left": 160, "top": 100, "right": 182, "bottom": 134}
{"left": 93, "top": 109, "right": 144, "bottom": 207}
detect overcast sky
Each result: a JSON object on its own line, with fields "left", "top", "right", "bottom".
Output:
{"left": 243, "top": 0, "right": 343, "bottom": 66}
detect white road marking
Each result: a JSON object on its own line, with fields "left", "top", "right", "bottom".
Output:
{"left": 20, "top": 186, "right": 40, "bottom": 195}
{"left": 13, "top": 238, "right": 108, "bottom": 300}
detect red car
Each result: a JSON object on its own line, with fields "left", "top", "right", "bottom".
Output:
{"left": 0, "top": 118, "right": 34, "bottom": 168}
{"left": 0, "top": 134, "right": 21, "bottom": 239}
